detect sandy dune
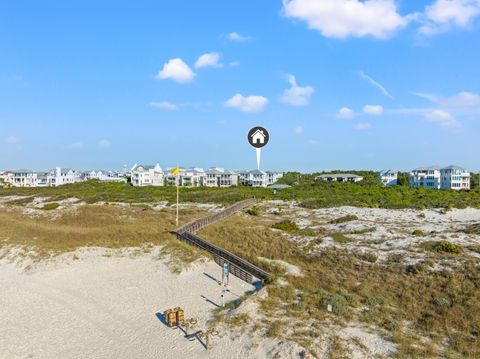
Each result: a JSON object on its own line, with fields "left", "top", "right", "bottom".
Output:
{"left": 0, "top": 249, "right": 263, "bottom": 359}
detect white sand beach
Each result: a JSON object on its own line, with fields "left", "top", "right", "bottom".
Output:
{"left": 0, "top": 249, "right": 266, "bottom": 359}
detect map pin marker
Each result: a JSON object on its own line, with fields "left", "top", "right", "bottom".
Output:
{"left": 247, "top": 126, "right": 270, "bottom": 170}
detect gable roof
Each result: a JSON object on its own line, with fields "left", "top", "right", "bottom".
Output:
{"left": 251, "top": 129, "right": 265, "bottom": 138}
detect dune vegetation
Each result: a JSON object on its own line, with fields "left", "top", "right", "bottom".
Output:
{"left": 1, "top": 172, "right": 480, "bottom": 210}
{"left": 200, "top": 213, "right": 480, "bottom": 358}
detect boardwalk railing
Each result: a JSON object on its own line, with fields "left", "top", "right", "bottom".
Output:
{"left": 173, "top": 231, "right": 269, "bottom": 282}
{"left": 175, "top": 198, "right": 257, "bottom": 234}
{"left": 172, "top": 198, "right": 270, "bottom": 284}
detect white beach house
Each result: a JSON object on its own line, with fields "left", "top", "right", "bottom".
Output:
{"left": 7, "top": 170, "right": 39, "bottom": 187}
{"left": 316, "top": 173, "right": 364, "bottom": 183}
{"left": 179, "top": 168, "right": 207, "bottom": 187}
{"left": 204, "top": 168, "right": 238, "bottom": 187}
{"left": 440, "top": 165, "right": 470, "bottom": 190}
{"left": 47, "top": 167, "right": 77, "bottom": 186}
{"left": 379, "top": 170, "right": 398, "bottom": 187}
{"left": 82, "top": 170, "right": 126, "bottom": 183}
{"left": 130, "top": 164, "right": 164, "bottom": 186}
{"left": 410, "top": 166, "right": 442, "bottom": 189}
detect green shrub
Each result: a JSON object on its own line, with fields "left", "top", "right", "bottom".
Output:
{"left": 330, "top": 232, "right": 351, "bottom": 243}
{"left": 433, "top": 297, "right": 451, "bottom": 307}
{"left": 41, "top": 202, "right": 60, "bottom": 210}
{"left": 366, "top": 296, "right": 385, "bottom": 306}
{"left": 432, "top": 241, "right": 462, "bottom": 254}
{"left": 350, "top": 227, "right": 376, "bottom": 234}
{"left": 272, "top": 220, "right": 299, "bottom": 232}
{"left": 297, "top": 228, "right": 317, "bottom": 237}
{"left": 329, "top": 214, "right": 359, "bottom": 224}
{"left": 412, "top": 229, "right": 427, "bottom": 236}
{"left": 246, "top": 206, "right": 259, "bottom": 216}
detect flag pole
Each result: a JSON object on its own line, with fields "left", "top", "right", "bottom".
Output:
{"left": 176, "top": 164, "right": 179, "bottom": 226}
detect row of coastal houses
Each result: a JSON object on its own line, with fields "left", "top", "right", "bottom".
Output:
{"left": 0, "top": 167, "right": 126, "bottom": 188}
{"left": 130, "top": 164, "right": 283, "bottom": 188}
{"left": 0, "top": 164, "right": 284, "bottom": 189}
{"left": 316, "top": 165, "right": 472, "bottom": 191}
{"left": 380, "top": 166, "right": 471, "bottom": 190}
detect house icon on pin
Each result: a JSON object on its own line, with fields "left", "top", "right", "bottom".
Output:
{"left": 251, "top": 129, "right": 266, "bottom": 145}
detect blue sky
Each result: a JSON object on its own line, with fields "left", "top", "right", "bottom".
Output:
{"left": 1, "top": 0, "right": 479, "bottom": 172}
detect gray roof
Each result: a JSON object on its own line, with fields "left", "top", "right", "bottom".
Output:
{"left": 318, "top": 173, "right": 363, "bottom": 178}
{"left": 206, "top": 169, "right": 225, "bottom": 175}
{"left": 442, "top": 165, "right": 467, "bottom": 171}
{"left": 11, "top": 169, "right": 34, "bottom": 174}
{"left": 413, "top": 166, "right": 442, "bottom": 171}
{"left": 268, "top": 184, "right": 291, "bottom": 189}
{"left": 248, "top": 169, "right": 267, "bottom": 175}
{"left": 380, "top": 169, "right": 397, "bottom": 175}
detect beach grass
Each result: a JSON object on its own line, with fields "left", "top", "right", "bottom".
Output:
{"left": 199, "top": 214, "right": 480, "bottom": 357}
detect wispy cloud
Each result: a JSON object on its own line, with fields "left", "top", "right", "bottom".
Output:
{"left": 337, "top": 107, "right": 355, "bottom": 119}
{"left": 294, "top": 126, "right": 304, "bottom": 135}
{"left": 149, "top": 101, "right": 179, "bottom": 111}
{"left": 225, "top": 94, "right": 268, "bottom": 112}
{"left": 363, "top": 104, "right": 384, "bottom": 116}
{"left": 279, "top": 74, "right": 314, "bottom": 106}
{"left": 355, "top": 122, "right": 372, "bottom": 130}
{"left": 5, "top": 136, "right": 21, "bottom": 144}
{"left": 425, "top": 109, "right": 460, "bottom": 128}
{"left": 357, "top": 71, "right": 393, "bottom": 99}
{"left": 98, "top": 139, "right": 111, "bottom": 148}
{"left": 413, "top": 90, "right": 480, "bottom": 109}
{"left": 194, "top": 52, "right": 223, "bottom": 69}
{"left": 307, "top": 139, "right": 319, "bottom": 145}
{"left": 419, "top": 0, "right": 480, "bottom": 35}
{"left": 69, "top": 142, "right": 83, "bottom": 149}
{"left": 440, "top": 91, "right": 480, "bottom": 107}
{"left": 226, "top": 32, "right": 250, "bottom": 41}
{"left": 412, "top": 92, "right": 439, "bottom": 103}
{"left": 229, "top": 61, "right": 240, "bottom": 67}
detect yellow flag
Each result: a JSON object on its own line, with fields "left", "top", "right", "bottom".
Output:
{"left": 171, "top": 167, "right": 179, "bottom": 175}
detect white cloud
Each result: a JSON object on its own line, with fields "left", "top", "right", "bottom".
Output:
{"left": 295, "top": 126, "right": 304, "bottom": 135}
{"left": 363, "top": 104, "right": 384, "bottom": 115}
{"left": 420, "top": 0, "right": 480, "bottom": 35}
{"left": 156, "top": 58, "right": 195, "bottom": 83}
{"left": 69, "top": 142, "right": 83, "bottom": 149}
{"left": 5, "top": 136, "right": 20, "bottom": 144}
{"left": 355, "top": 122, "right": 372, "bottom": 130}
{"left": 425, "top": 109, "right": 460, "bottom": 128}
{"left": 282, "top": 0, "right": 410, "bottom": 39}
{"left": 308, "top": 139, "right": 319, "bottom": 145}
{"left": 194, "top": 52, "right": 223, "bottom": 69}
{"left": 358, "top": 71, "right": 393, "bottom": 99}
{"left": 98, "top": 139, "right": 111, "bottom": 148}
{"left": 440, "top": 91, "right": 480, "bottom": 107}
{"left": 224, "top": 94, "right": 269, "bottom": 112}
{"left": 229, "top": 61, "right": 240, "bottom": 67}
{"left": 412, "top": 92, "right": 440, "bottom": 103}
{"left": 280, "top": 75, "right": 314, "bottom": 106}
{"left": 226, "top": 32, "right": 250, "bottom": 41}
{"left": 413, "top": 91, "right": 480, "bottom": 107}
{"left": 149, "top": 101, "right": 179, "bottom": 111}
{"left": 337, "top": 107, "right": 355, "bottom": 119}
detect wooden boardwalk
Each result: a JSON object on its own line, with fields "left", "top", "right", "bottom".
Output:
{"left": 172, "top": 199, "right": 269, "bottom": 283}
